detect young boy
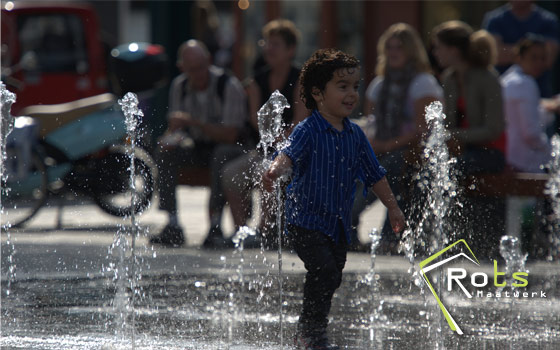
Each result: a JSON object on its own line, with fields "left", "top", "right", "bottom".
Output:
{"left": 263, "top": 49, "right": 406, "bottom": 350}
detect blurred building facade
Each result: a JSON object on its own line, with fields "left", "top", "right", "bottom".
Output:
{"left": 85, "top": 0, "right": 560, "bottom": 132}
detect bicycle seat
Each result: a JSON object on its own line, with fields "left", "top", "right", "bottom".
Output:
{"left": 19, "top": 93, "right": 117, "bottom": 137}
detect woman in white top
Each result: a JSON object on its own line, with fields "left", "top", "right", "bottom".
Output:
{"left": 351, "top": 23, "right": 443, "bottom": 253}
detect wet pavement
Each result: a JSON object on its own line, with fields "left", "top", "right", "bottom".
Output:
{"left": 2, "top": 187, "right": 560, "bottom": 349}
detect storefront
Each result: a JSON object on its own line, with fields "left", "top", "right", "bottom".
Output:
{"left": 231, "top": 0, "right": 504, "bottom": 85}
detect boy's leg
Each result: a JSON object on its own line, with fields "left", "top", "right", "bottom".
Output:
{"left": 290, "top": 225, "right": 347, "bottom": 342}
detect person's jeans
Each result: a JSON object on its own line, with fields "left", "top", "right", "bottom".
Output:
{"left": 289, "top": 224, "right": 347, "bottom": 339}
{"left": 156, "top": 142, "right": 246, "bottom": 220}
{"left": 209, "top": 144, "right": 246, "bottom": 219}
{"left": 156, "top": 142, "right": 214, "bottom": 215}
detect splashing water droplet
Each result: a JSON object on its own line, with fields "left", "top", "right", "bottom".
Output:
{"left": 1, "top": 81, "right": 16, "bottom": 140}
{"left": 1, "top": 81, "right": 16, "bottom": 181}
{"left": 257, "top": 90, "right": 290, "bottom": 150}
{"left": 232, "top": 226, "right": 256, "bottom": 246}
{"left": 118, "top": 92, "right": 144, "bottom": 135}
{"left": 256, "top": 90, "right": 290, "bottom": 348}
{"left": 369, "top": 228, "right": 382, "bottom": 254}
{"left": 499, "top": 235, "right": 528, "bottom": 281}
{"left": 1, "top": 81, "right": 17, "bottom": 298}
{"left": 544, "top": 135, "right": 560, "bottom": 260}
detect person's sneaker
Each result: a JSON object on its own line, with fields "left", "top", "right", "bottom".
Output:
{"left": 313, "top": 336, "right": 340, "bottom": 350}
{"left": 294, "top": 333, "right": 314, "bottom": 350}
{"left": 241, "top": 231, "right": 262, "bottom": 249}
{"left": 202, "top": 227, "right": 234, "bottom": 249}
{"left": 149, "top": 224, "right": 185, "bottom": 247}
{"left": 294, "top": 334, "right": 339, "bottom": 350}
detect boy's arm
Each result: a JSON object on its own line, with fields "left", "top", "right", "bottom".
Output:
{"left": 263, "top": 153, "right": 293, "bottom": 192}
{"left": 371, "top": 177, "right": 406, "bottom": 234}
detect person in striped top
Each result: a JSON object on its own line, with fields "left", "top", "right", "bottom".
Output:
{"left": 263, "top": 48, "right": 405, "bottom": 350}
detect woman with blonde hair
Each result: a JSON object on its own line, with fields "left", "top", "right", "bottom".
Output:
{"left": 351, "top": 22, "right": 443, "bottom": 253}
{"left": 431, "top": 20, "right": 506, "bottom": 258}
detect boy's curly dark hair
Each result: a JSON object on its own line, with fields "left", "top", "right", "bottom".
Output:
{"left": 299, "top": 48, "right": 360, "bottom": 110}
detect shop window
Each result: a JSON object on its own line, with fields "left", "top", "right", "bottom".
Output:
{"left": 18, "top": 14, "right": 88, "bottom": 73}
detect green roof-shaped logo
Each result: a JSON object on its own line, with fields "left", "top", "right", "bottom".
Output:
{"left": 419, "top": 239, "right": 479, "bottom": 335}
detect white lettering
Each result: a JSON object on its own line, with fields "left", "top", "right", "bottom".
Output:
{"left": 447, "top": 268, "right": 472, "bottom": 298}
{"left": 470, "top": 272, "right": 488, "bottom": 287}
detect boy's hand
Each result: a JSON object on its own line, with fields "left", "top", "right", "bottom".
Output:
{"left": 262, "top": 154, "right": 293, "bottom": 192}
{"left": 262, "top": 168, "right": 278, "bottom": 192}
{"left": 371, "top": 177, "right": 405, "bottom": 234}
{"left": 388, "top": 206, "right": 405, "bottom": 234}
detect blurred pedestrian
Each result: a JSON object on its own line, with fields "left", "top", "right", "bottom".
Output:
{"left": 431, "top": 20, "right": 506, "bottom": 259}
{"left": 502, "top": 35, "right": 557, "bottom": 253}
{"left": 503, "top": 35, "right": 553, "bottom": 173}
{"left": 351, "top": 23, "right": 443, "bottom": 253}
{"left": 221, "top": 19, "right": 306, "bottom": 248}
{"left": 149, "top": 40, "right": 247, "bottom": 247}
{"left": 482, "top": 0, "right": 559, "bottom": 97}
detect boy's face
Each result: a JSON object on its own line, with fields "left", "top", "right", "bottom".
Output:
{"left": 314, "top": 67, "right": 360, "bottom": 120}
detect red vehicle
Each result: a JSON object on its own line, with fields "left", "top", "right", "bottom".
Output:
{"left": 1, "top": 1, "right": 109, "bottom": 115}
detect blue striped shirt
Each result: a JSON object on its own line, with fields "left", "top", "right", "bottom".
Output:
{"left": 280, "top": 110, "right": 387, "bottom": 243}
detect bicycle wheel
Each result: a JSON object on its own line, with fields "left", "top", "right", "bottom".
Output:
{"left": 92, "top": 145, "right": 156, "bottom": 217}
{"left": 1, "top": 148, "right": 49, "bottom": 228}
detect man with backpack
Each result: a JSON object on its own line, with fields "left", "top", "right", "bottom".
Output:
{"left": 150, "top": 39, "right": 247, "bottom": 248}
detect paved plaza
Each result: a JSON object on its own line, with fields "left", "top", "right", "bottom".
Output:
{"left": 1, "top": 186, "right": 394, "bottom": 280}
{"left": 2, "top": 186, "right": 560, "bottom": 350}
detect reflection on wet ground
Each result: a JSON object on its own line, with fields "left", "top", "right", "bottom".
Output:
{"left": 2, "top": 269, "right": 560, "bottom": 350}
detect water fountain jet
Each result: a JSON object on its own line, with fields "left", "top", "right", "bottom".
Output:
{"left": 257, "top": 90, "right": 290, "bottom": 348}
{"left": 0, "top": 81, "right": 17, "bottom": 300}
